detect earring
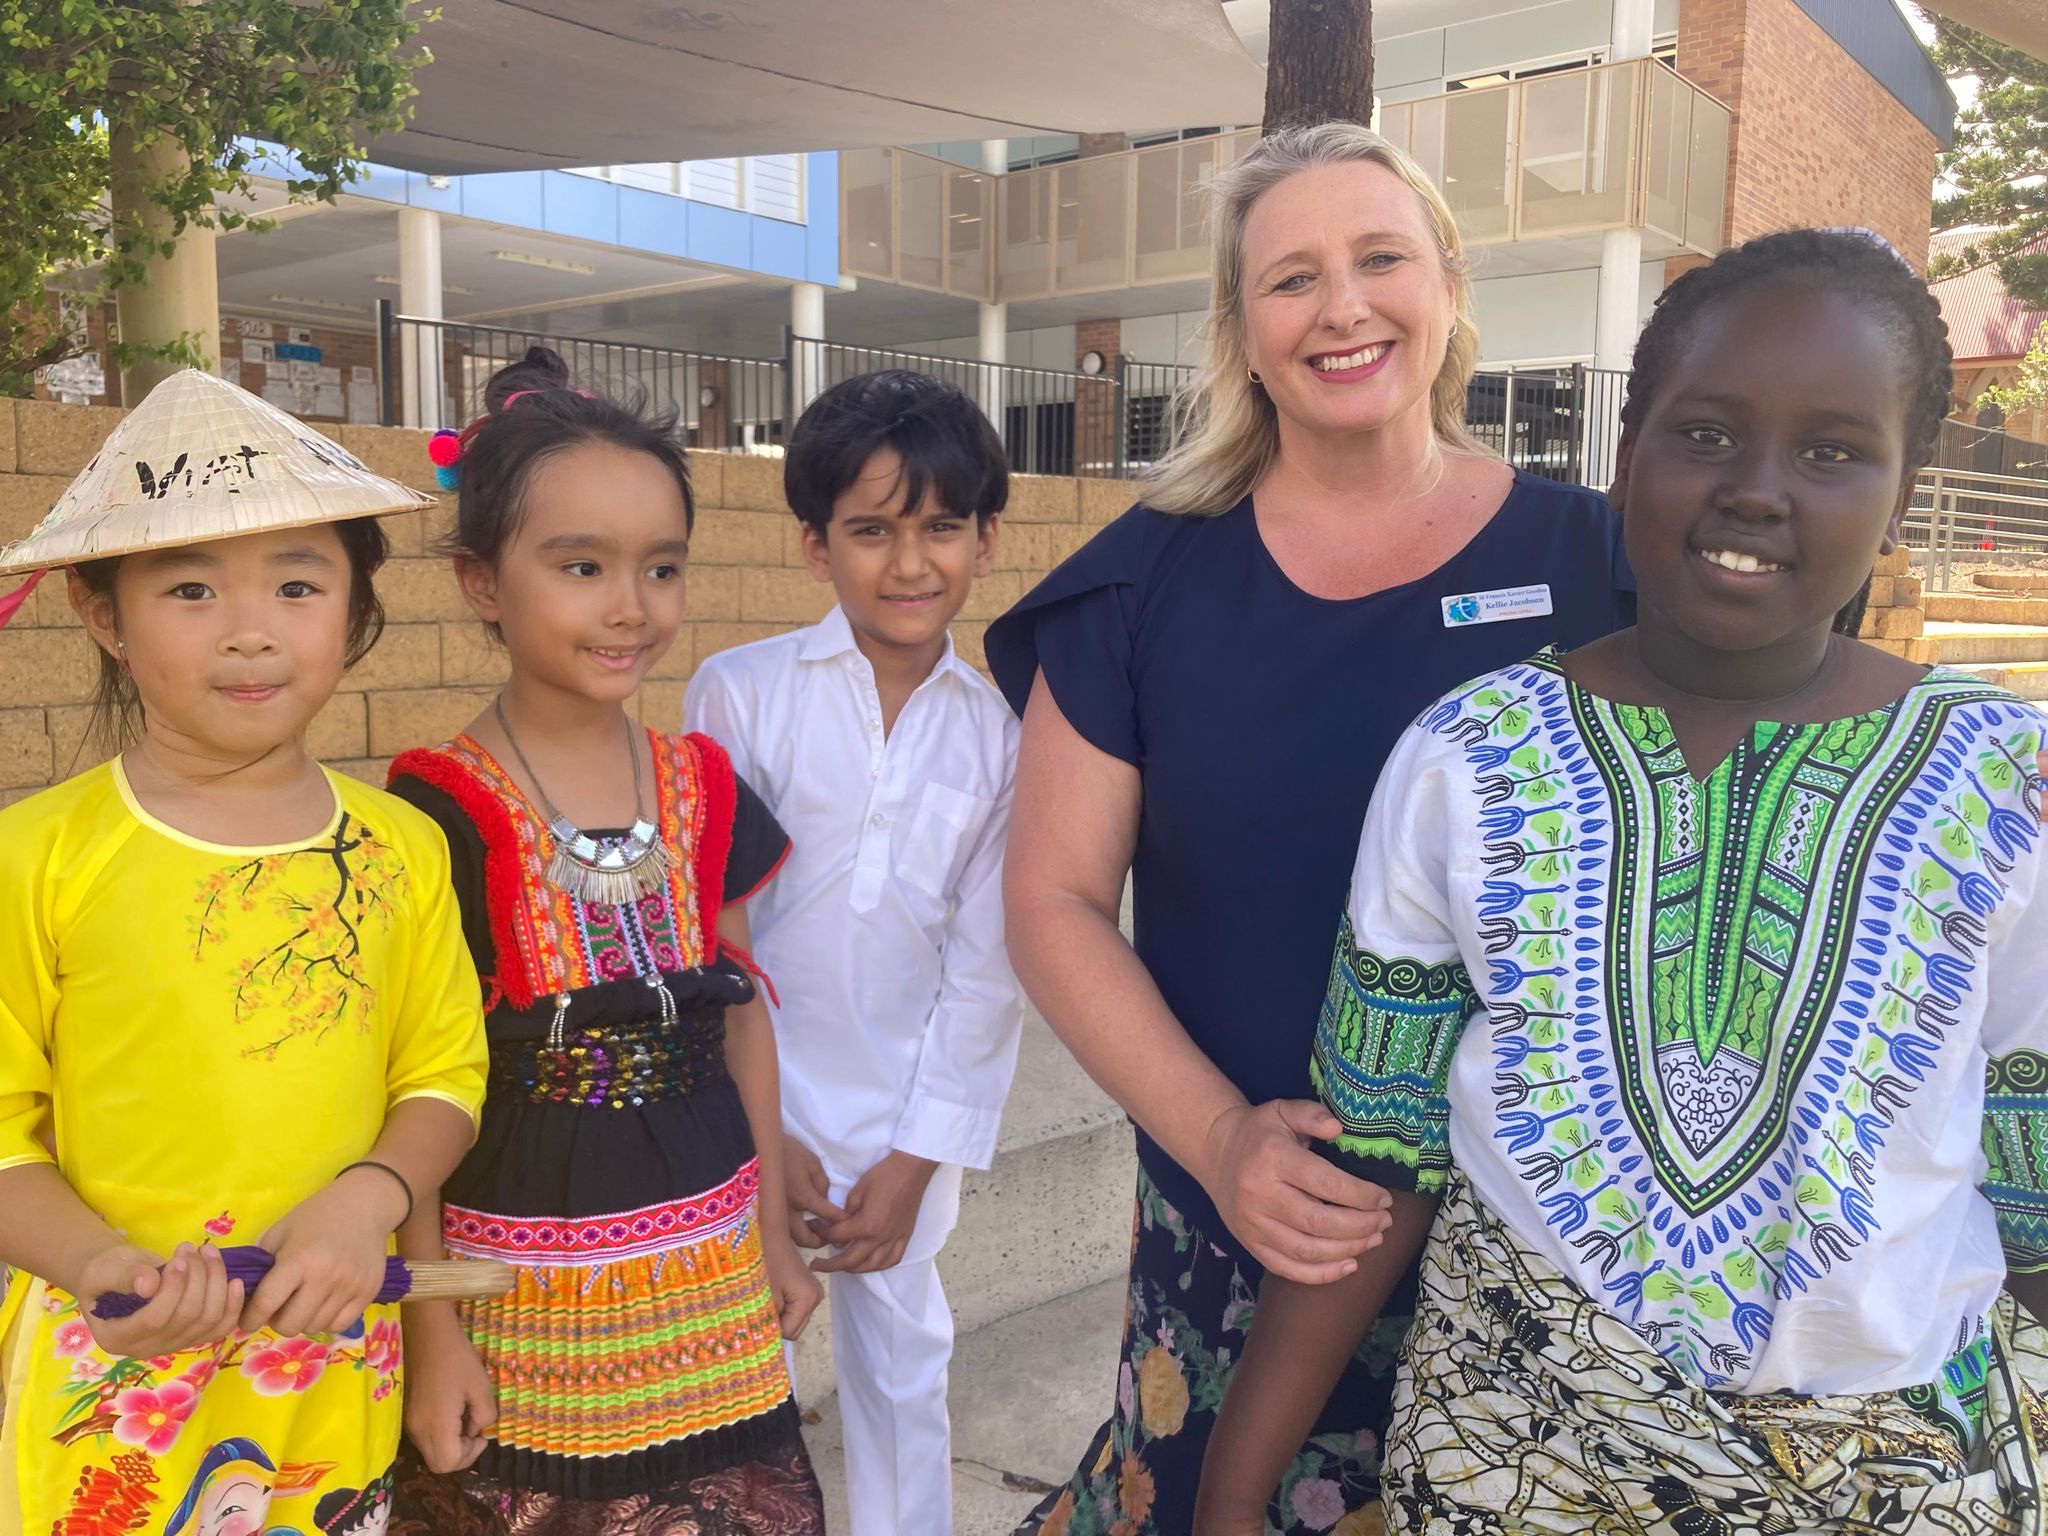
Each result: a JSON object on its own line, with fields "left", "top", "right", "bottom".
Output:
{"left": 1247, "top": 367, "right": 1263, "bottom": 386}
{"left": 1448, "top": 321, "right": 1460, "bottom": 341}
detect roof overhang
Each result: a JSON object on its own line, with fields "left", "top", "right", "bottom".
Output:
{"left": 369, "top": 0, "right": 1267, "bottom": 176}
{"left": 1914, "top": 1, "right": 2048, "bottom": 61}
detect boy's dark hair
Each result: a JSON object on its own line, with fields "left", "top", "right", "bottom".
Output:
{"left": 1617, "top": 228, "right": 1953, "bottom": 639}
{"left": 452, "top": 346, "right": 695, "bottom": 575}
{"left": 71, "top": 517, "right": 388, "bottom": 762}
{"left": 1620, "top": 227, "right": 1954, "bottom": 477}
{"left": 784, "top": 369, "right": 1009, "bottom": 535}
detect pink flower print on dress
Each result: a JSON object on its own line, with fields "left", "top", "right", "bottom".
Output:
{"left": 70, "top": 1356, "right": 109, "bottom": 1384}
{"left": 111, "top": 1378, "right": 198, "bottom": 1455}
{"left": 1290, "top": 1476, "right": 1347, "bottom": 1530}
{"left": 53, "top": 1319, "right": 95, "bottom": 1358}
{"left": 204, "top": 1211, "right": 235, "bottom": 1238}
{"left": 241, "top": 1336, "right": 329, "bottom": 1396}
{"left": 181, "top": 1356, "right": 220, "bottom": 1392}
{"left": 364, "top": 1317, "right": 402, "bottom": 1376}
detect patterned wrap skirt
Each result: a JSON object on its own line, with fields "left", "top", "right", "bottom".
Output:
{"left": 1014, "top": 1157, "right": 1413, "bottom": 1536}
{"left": 1384, "top": 1174, "right": 2048, "bottom": 1535}
{"left": 393, "top": 1011, "right": 822, "bottom": 1535}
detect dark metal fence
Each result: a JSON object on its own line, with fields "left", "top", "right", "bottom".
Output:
{"left": 1930, "top": 417, "right": 2048, "bottom": 484}
{"left": 788, "top": 336, "right": 1126, "bottom": 478}
{"left": 1464, "top": 365, "right": 1627, "bottom": 488}
{"left": 376, "top": 302, "right": 787, "bottom": 449}
{"left": 376, "top": 306, "right": 1637, "bottom": 489}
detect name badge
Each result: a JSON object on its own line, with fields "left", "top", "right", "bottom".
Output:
{"left": 1441, "top": 583, "right": 1554, "bottom": 627}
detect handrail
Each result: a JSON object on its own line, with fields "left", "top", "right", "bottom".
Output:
{"left": 1905, "top": 460, "right": 2048, "bottom": 591}
{"left": 842, "top": 57, "right": 1729, "bottom": 305}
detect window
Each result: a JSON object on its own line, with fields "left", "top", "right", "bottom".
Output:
{"left": 564, "top": 156, "right": 808, "bottom": 223}
{"left": 1446, "top": 37, "right": 1678, "bottom": 92}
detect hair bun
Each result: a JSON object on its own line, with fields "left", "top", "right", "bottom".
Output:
{"left": 483, "top": 345, "right": 572, "bottom": 413}
{"left": 521, "top": 345, "right": 570, "bottom": 382}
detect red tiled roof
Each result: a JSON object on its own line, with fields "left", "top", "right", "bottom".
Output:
{"left": 1932, "top": 229, "right": 2048, "bottom": 364}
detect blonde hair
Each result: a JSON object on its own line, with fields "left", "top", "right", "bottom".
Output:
{"left": 1145, "top": 122, "right": 1488, "bottom": 517}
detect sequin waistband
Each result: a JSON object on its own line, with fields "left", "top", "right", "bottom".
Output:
{"left": 489, "top": 1010, "right": 727, "bottom": 1108}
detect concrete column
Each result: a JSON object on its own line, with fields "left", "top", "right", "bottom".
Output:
{"left": 1592, "top": 0, "right": 1654, "bottom": 373}
{"left": 397, "top": 207, "right": 446, "bottom": 429}
{"left": 789, "top": 280, "right": 828, "bottom": 421}
{"left": 1593, "top": 231, "right": 1642, "bottom": 373}
{"left": 110, "top": 123, "right": 221, "bottom": 405}
{"left": 980, "top": 139, "right": 1008, "bottom": 176}
{"left": 976, "top": 298, "right": 1008, "bottom": 429}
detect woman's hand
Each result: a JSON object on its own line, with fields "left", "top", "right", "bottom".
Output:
{"left": 240, "top": 1165, "right": 404, "bottom": 1338}
{"left": 1200, "top": 1101, "right": 1392, "bottom": 1284}
{"left": 78, "top": 1241, "right": 242, "bottom": 1360}
{"left": 403, "top": 1302, "right": 498, "bottom": 1473}
{"left": 764, "top": 1232, "right": 824, "bottom": 1340}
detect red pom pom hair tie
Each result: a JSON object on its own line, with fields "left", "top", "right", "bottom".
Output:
{"left": 424, "top": 388, "right": 597, "bottom": 490}
{"left": 427, "top": 428, "right": 463, "bottom": 490}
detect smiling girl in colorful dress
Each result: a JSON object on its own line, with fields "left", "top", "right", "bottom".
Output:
{"left": 387, "top": 348, "right": 824, "bottom": 1534}
{"left": 1197, "top": 229, "right": 2048, "bottom": 1534}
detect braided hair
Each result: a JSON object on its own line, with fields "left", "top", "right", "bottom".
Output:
{"left": 1618, "top": 229, "right": 1952, "bottom": 636}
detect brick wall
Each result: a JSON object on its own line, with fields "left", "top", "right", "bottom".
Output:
{"left": 220, "top": 316, "right": 383, "bottom": 428}
{"left": 1674, "top": 0, "right": 1941, "bottom": 271}
{"left": 32, "top": 303, "right": 384, "bottom": 423}
{"left": 0, "top": 404, "right": 1134, "bottom": 807}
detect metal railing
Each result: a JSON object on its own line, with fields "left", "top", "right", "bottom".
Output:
{"left": 1377, "top": 57, "right": 1728, "bottom": 256}
{"left": 1464, "top": 364, "right": 1628, "bottom": 487}
{"left": 788, "top": 336, "right": 1128, "bottom": 477}
{"left": 375, "top": 303, "right": 788, "bottom": 449}
{"left": 843, "top": 59, "right": 1728, "bottom": 306}
{"left": 1905, "top": 465, "right": 2048, "bottom": 592}
{"left": 378, "top": 307, "right": 1639, "bottom": 489}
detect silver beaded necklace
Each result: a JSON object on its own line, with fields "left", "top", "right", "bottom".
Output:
{"left": 492, "top": 697, "right": 676, "bottom": 905}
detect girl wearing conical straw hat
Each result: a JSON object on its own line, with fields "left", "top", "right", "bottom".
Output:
{"left": 0, "top": 372, "right": 488, "bottom": 1535}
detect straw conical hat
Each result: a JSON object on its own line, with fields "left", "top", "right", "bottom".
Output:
{"left": 0, "top": 369, "right": 434, "bottom": 577}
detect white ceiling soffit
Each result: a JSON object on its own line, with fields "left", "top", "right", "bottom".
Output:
{"left": 369, "top": 0, "right": 1268, "bottom": 175}
{"left": 1914, "top": 0, "right": 2048, "bottom": 61}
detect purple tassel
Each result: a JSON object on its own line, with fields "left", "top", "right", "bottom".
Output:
{"left": 90, "top": 1247, "right": 414, "bottom": 1320}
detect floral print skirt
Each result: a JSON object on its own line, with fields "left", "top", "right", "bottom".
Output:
{"left": 1385, "top": 1174, "right": 2048, "bottom": 1536}
{"left": 1014, "top": 1159, "right": 1416, "bottom": 1536}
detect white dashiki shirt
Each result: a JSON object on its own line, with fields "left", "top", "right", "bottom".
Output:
{"left": 1314, "top": 650, "right": 2048, "bottom": 1413}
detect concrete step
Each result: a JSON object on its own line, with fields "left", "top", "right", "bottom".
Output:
{"left": 1975, "top": 570, "right": 2048, "bottom": 594}
{"left": 1926, "top": 593, "right": 2048, "bottom": 626}
{"left": 787, "top": 1009, "right": 1137, "bottom": 1407}
{"left": 1924, "top": 628, "right": 2048, "bottom": 665}
{"left": 1944, "top": 661, "right": 2048, "bottom": 702}
{"left": 804, "top": 1276, "right": 1125, "bottom": 1535}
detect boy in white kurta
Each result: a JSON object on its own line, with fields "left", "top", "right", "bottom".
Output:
{"left": 684, "top": 369, "right": 1024, "bottom": 1536}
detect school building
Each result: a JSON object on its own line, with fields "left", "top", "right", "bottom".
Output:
{"left": 39, "top": 0, "right": 1952, "bottom": 484}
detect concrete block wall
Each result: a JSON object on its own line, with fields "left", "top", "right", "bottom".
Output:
{"left": 0, "top": 402, "right": 1137, "bottom": 807}
{"left": 1857, "top": 546, "right": 1935, "bottom": 664}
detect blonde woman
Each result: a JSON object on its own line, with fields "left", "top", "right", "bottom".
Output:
{"left": 986, "top": 123, "right": 1635, "bottom": 1533}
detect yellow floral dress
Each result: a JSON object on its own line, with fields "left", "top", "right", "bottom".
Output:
{"left": 0, "top": 760, "right": 487, "bottom": 1536}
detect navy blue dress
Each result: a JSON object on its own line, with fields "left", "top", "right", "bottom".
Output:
{"left": 986, "top": 472, "right": 1633, "bottom": 1534}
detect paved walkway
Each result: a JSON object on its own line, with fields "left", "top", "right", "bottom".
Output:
{"left": 802, "top": 1276, "right": 1123, "bottom": 1534}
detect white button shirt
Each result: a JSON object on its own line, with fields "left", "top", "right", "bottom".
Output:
{"left": 683, "top": 605, "right": 1024, "bottom": 1263}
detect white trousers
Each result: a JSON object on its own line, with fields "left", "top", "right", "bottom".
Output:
{"left": 831, "top": 1259, "right": 954, "bottom": 1536}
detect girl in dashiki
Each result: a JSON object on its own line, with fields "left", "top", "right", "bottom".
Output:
{"left": 0, "top": 371, "right": 488, "bottom": 1535}
{"left": 386, "top": 349, "right": 825, "bottom": 1534}
{"left": 1196, "top": 228, "right": 2048, "bottom": 1535}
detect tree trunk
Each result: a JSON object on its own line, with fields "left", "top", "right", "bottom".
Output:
{"left": 108, "top": 93, "right": 220, "bottom": 404}
{"left": 1262, "top": 0, "right": 1375, "bottom": 134}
